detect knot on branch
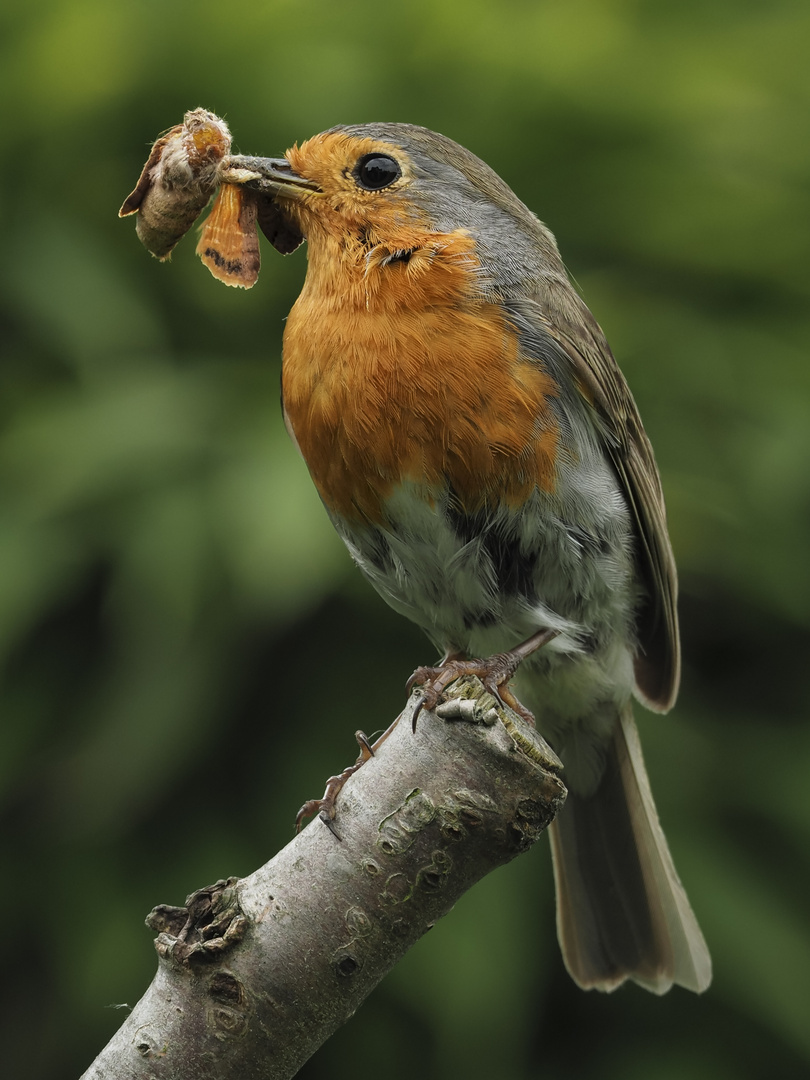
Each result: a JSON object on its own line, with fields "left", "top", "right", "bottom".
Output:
{"left": 510, "top": 793, "right": 566, "bottom": 850}
{"left": 146, "top": 877, "right": 247, "bottom": 966}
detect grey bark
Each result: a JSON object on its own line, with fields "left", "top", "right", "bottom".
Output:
{"left": 80, "top": 679, "right": 566, "bottom": 1080}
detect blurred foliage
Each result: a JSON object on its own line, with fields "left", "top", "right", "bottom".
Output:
{"left": 1, "top": 1, "right": 809, "bottom": 1077}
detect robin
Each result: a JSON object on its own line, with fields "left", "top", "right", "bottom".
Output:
{"left": 242, "top": 123, "right": 711, "bottom": 995}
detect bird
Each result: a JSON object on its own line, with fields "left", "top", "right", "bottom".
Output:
{"left": 249, "top": 122, "right": 711, "bottom": 995}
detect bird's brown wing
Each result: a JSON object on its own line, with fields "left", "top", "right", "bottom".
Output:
{"left": 536, "top": 291, "right": 680, "bottom": 712}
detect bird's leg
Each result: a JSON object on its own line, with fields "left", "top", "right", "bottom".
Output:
{"left": 407, "top": 627, "right": 559, "bottom": 730}
{"left": 296, "top": 628, "right": 558, "bottom": 838}
{"left": 294, "top": 717, "right": 402, "bottom": 839}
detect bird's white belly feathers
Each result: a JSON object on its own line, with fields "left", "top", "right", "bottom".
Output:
{"left": 329, "top": 449, "right": 642, "bottom": 752}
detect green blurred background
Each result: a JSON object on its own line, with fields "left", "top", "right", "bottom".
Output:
{"left": 2, "top": 1, "right": 809, "bottom": 1077}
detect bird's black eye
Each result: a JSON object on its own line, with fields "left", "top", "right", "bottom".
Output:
{"left": 354, "top": 153, "right": 401, "bottom": 191}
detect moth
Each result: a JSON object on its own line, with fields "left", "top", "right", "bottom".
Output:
{"left": 121, "top": 108, "right": 298, "bottom": 289}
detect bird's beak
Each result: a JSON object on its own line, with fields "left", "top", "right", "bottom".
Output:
{"left": 222, "top": 155, "right": 321, "bottom": 201}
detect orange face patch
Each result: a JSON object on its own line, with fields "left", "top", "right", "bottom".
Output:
{"left": 272, "top": 130, "right": 560, "bottom": 524}
{"left": 282, "top": 132, "right": 426, "bottom": 247}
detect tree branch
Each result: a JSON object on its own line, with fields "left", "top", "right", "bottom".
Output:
{"left": 80, "top": 678, "right": 566, "bottom": 1080}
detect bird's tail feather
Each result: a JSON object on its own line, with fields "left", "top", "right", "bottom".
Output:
{"left": 549, "top": 704, "right": 711, "bottom": 993}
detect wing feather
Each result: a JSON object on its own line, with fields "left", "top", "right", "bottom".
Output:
{"left": 512, "top": 289, "right": 680, "bottom": 711}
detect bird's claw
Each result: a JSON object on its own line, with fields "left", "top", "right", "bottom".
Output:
{"left": 294, "top": 730, "right": 376, "bottom": 840}
{"left": 407, "top": 628, "right": 559, "bottom": 730}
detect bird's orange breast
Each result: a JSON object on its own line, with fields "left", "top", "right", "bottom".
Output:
{"left": 281, "top": 224, "right": 560, "bottom": 524}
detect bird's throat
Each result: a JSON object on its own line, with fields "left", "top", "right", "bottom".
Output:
{"left": 281, "top": 227, "right": 560, "bottom": 524}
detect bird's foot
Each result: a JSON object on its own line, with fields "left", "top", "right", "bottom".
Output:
{"left": 294, "top": 730, "right": 376, "bottom": 839}
{"left": 406, "top": 627, "right": 559, "bottom": 730}
{"left": 295, "top": 628, "right": 558, "bottom": 838}
{"left": 294, "top": 711, "right": 405, "bottom": 838}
